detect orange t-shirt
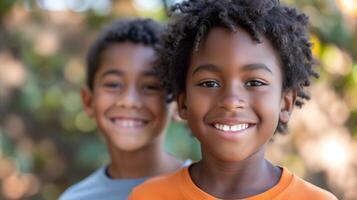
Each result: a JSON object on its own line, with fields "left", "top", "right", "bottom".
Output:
{"left": 128, "top": 166, "right": 337, "bottom": 200}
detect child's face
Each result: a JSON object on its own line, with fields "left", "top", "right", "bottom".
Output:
{"left": 82, "top": 42, "right": 170, "bottom": 152}
{"left": 178, "top": 27, "right": 294, "bottom": 162}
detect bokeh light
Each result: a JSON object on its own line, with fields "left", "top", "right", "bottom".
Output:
{"left": 133, "top": 0, "right": 163, "bottom": 11}
{"left": 336, "top": 0, "right": 357, "bottom": 18}
{"left": 322, "top": 45, "right": 353, "bottom": 76}
{"left": 34, "top": 30, "right": 60, "bottom": 56}
{"left": 75, "top": 111, "right": 97, "bottom": 133}
{"left": 36, "top": 0, "right": 112, "bottom": 14}
{"left": 0, "top": 53, "right": 27, "bottom": 89}
{"left": 319, "top": 133, "right": 352, "bottom": 170}
{"left": 64, "top": 58, "right": 85, "bottom": 85}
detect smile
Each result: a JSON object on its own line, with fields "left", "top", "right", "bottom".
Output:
{"left": 112, "top": 118, "right": 148, "bottom": 128}
{"left": 213, "top": 123, "right": 249, "bottom": 132}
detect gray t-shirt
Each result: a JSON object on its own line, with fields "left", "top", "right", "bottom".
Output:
{"left": 58, "top": 160, "right": 192, "bottom": 200}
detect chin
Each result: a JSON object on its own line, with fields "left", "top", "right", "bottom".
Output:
{"left": 108, "top": 138, "right": 147, "bottom": 152}
{"left": 115, "top": 144, "right": 146, "bottom": 152}
{"left": 212, "top": 150, "right": 250, "bottom": 162}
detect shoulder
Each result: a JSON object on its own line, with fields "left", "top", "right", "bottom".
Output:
{"left": 58, "top": 167, "right": 105, "bottom": 200}
{"left": 280, "top": 168, "right": 338, "bottom": 200}
{"left": 128, "top": 167, "right": 186, "bottom": 200}
{"left": 291, "top": 175, "right": 337, "bottom": 199}
{"left": 59, "top": 166, "right": 147, "bottom": 200}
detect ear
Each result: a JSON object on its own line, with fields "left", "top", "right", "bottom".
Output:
{"left": 177, "top": 92, "right": 188, "bottom": 120}
{"left": 81, "top": 87, "right": 95, "bottom": 118}
{"left": 170, "top": 102, "right": 184, "bottom": 122}
{"left": 279, "top": 89, "right": 297, "bottom": 124}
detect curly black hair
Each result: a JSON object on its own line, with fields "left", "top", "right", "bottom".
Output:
{"left": 159, "top": 0, "right": 319, "bottom": 133}
{"left": 86, "top": 18, "right": 164, "bottom": 90}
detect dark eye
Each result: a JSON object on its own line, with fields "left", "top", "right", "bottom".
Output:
{"left": 103, "top": 82, "right": 122, "bottom": 89}
{"left": 143, "top": 84, "right": 162, "bottom": 91}
{"left": 245, "top": 80, "right": 266, "bottom": 87}
{"left": 198, "top": 80, "right": 220, "bottom": 88}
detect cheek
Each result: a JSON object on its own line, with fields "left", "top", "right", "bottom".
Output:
{"left": 185, "top": 90, "right": 214, "bottom": 133}
{"left": 186, "top": 91, "right": 207, "bottom": 117}
{"left": 145, "top": 95, "right": 169, "bottom": 119}
{"left": 253, "top": 89, "right": 282, "bottom": 125}
{"left": 94, "top": 93, "right": 116, "bottom": 112}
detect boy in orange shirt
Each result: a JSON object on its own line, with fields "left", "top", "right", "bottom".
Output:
{"left": 128, "top": 0, "right": 338, "bottom": 199}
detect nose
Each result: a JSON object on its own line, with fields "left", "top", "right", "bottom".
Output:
{"left": 218, "top": 84, "right": 246, "bottom": 110}
{"left": 116, "top": 85, "right": 142, "bottom": 109}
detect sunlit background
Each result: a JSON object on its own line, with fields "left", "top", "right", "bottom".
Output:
{"left": 0, "top": 0, "right": 356, "bottom": 199}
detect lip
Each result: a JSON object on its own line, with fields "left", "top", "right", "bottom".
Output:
{"left": 207, "top": 116, "right": 256, "bottom": 126}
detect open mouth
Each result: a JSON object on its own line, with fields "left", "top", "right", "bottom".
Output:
{"left": 111, "top": 118, "right": 148, "bottom": 128}
{"left": 212, "top": 123, "right": 250, "bottom": 132}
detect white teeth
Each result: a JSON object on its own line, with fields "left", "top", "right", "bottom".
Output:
{"left": 213, "top": 123, "right": 249, "bottom": 132}
{"left": 231, "top": 125, "right": 239, "bottom": 131}
{"left": 223, "top": 125, "right": 229, "bottom": 131}
{"left": 113, "top": 119, "right": 145, "bottom": 128}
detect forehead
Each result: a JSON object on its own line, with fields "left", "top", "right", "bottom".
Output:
{"left": 190, "top": 27, "right": 281, "bottom": 74}
{"left": 98, "top": 42, "right": 157, "bottom": 75}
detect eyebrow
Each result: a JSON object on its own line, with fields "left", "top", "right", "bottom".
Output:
{"left": 142, "top": 69, "right": 159, "bottom": 77}
{"left": 241, "top": 63, "right": 273, "bottom": 74}
{"left": 191, "top": 63, "right": 273, "bottom": 75}
{"left": 100, "top": 68, "right": 159, "bottom": 79}
{"left": 100, "top": 69, "right": 123, "bottom": 79}
{"left": 192, "top": 64, "right": 220, "bottom": 75}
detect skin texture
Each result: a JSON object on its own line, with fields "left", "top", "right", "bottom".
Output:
{"left": 82, "top": 42, "right": 181, "bottom": 178}
{"left": 177, "top": 27, "right": 296, "bottom": 198}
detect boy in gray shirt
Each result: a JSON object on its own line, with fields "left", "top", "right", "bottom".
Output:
{"left": 59, "top": 18, "right": 190, "bottom": 200}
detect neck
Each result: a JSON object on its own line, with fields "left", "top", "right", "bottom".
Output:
{"left": 190, "top": 146, "right": 281, "bottom": 199}
{"left": 106, "top": 138, "right": 181, "bottom": 179}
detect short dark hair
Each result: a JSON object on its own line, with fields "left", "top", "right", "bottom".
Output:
{"left": 158, "top": 0, "right": 318, "bottom": 133}
{"left": 86, "top": 18, "right": 164, "bottom": 90}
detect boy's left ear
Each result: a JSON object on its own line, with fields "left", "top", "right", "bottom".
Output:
{"left": 279, "top": 89, "right": 297, "bottom": 124}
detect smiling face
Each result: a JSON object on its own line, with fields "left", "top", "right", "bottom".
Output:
{"left": 178, "top": 27, "right": 295, "bottom": 162}
{"left": 82, "top": 42, "right": 170, "bottom": 152}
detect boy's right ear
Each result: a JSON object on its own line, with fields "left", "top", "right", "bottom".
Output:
{"left": 177, "top": 92, "right": 188, "bottom": 120}
{"left": 81, "top": 87, "right": 94, "bottom": 118}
